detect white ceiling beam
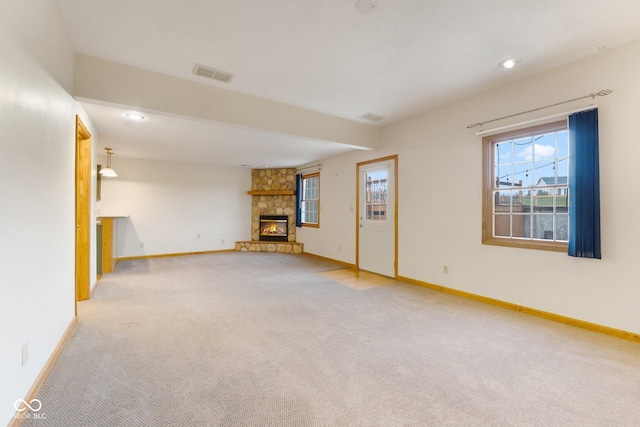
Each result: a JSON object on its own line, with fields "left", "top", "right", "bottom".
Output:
{"left": 73, "top": 54, "right": 381, "bottom": 151}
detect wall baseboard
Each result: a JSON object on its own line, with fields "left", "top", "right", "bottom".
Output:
{"left": 398, "top": 276, "right": 640, "bottom": 344}
{"left": 8, "top": 317, "right": 77, "bottom": 427}
{"left": 303, "top": 252, "right": 356, "bottom": 269}
{"left": 117, "top": 249, "right": 235, "bottom": 261}
{"left": 301, "top": 251, "right": 639, "bottom": 343}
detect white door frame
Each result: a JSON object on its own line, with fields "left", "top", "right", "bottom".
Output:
{"left": 356, "top": 155, "right": 398, "bottom": 277}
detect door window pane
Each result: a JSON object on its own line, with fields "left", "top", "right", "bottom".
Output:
{"left": 365, "top": 171, "right": 387, "bottom": 221}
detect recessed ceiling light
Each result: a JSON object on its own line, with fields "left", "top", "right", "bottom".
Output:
{"left": 125, "top": 113, "right": 145, "bottom": 120}
{"left": 499, "top": 58, "right": 518, "bottom": 69}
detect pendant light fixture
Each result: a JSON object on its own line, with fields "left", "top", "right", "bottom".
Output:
{"left": 100, "top": 148, "right": 118, "bottom": 177}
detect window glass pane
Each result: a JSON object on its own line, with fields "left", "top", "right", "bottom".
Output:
{"left": 513, "top": 136, "right": 533, "bottom": 163}
{"left": 495, "top": 141, "right": 512, "bottom": 165}
{"left": 556, "top": 131, "right": 569, "bottom": 157}
{"left": 365, "top": 170, "right": 387, "bottom": 221}
{"left": 555, "top": 158, "right": 569, "bottom": 182}
{"left": 303, "top": 177, "right": 318, "bottom": 195}
{"left": 533, "top": 133, "right": 556, "bottom": 161}
{"left": 556, "top": 214, "right": 569, "bottom": 241}
{"left": 495, "top": 166, "right": 513, "bottom": 188}
{"left": 534, "top": 161, "right": 556, "bottom": 185}
{"left": 512, "top": 214, "right": 528, "bottom": 238}
{"left": 532, "top": 189, "right": 554, "bottom": 208}
{"left": 513, "top": 162, "right": 534, "bottom": 187}
{"left": 518, "top": 189, "right": 529, "bottom": 211}
{"left": 532, "top": 214, "right": 554, "bottom": 239}
{"left": 494, "top": 214, "right": 510, "bottom": 237}
{"left": 517, "top": 190, "right": 531, "bottom": 213}
{"left": 556, "top": 189, "right": 568, "bottom": 212}
{"left": 494, "top": 190, "right": 512, "bottom": 213}
{"left": 303, "top": 207, "right": 318, "bottom": 223}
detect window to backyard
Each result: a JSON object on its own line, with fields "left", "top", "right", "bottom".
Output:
{"left": 482, "top": 121, "right": 569, "bottom": 251}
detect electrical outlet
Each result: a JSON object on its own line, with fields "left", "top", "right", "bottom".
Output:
{"left": 140, "top": 242, "right": 144, "bottom": 248}
{"left": 197, "top": 233, "right": 201, "bottom": 239}
{"left": 22, "top": 342, "right": 28, "bottom": 367}
{"left": 221, "top": 238, "right": 225, "bottom": 244}
{"left": 443, "top": 265, "right": 449, "bottom": 274}
{"left": 338, "top": 245, "right": 341, "bottom": 252}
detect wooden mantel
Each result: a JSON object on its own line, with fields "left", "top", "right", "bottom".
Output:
{"left": 247, "top": 190, "right": 295, "bottom": 196}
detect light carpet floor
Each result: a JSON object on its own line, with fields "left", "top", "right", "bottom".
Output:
{"left": 22, "top": 252, "right": 640, "bottom": 426}
{"left": 317, "top": 268, "right": 396, "bottom": 290}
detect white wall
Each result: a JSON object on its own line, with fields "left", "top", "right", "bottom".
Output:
{"left": 97, "top": 157, "right": 251, "bottom": 257}
{"left": 0, "top": 0, "right": 98, "bottom": 423}
{"left": 299, "top": 39, "right": 640, "bottom": 335}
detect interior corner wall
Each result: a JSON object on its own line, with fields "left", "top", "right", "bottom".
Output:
{"left": 300, "top": 38, "right": 640, "bottom": 336}
{"left": 0, "top": 0, "right": 97, "bottom": 424}
{"left": 297, "top": 150, "right": 396, "bottom": 265}
{"left": 97, "top": 157, "right": 251, "bottom": 257}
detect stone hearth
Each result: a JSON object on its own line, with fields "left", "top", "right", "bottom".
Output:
{"left": 235, "top": 241, "right": 303, "bottom": 253}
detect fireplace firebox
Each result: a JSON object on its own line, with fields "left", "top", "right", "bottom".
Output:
{"left": 259, "top": 215, "right": 288, "bottom": 242}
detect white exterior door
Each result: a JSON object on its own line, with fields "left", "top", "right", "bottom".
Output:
{"left": 358, "top": 158, "right": 396, "bottom": 277}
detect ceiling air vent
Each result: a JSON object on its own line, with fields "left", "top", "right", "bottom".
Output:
{"left": 192, "top": 64, "right": 235, "bottom": 83}
{"left": 359, "top": 112, "right": 386, "bottom": 122}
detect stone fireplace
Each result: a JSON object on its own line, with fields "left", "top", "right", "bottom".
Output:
{"left": 235, "top": 168, "right": 303, "bottom": 253}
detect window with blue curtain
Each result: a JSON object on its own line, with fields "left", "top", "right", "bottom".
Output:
{"left": 298, "top": 172, "right": 320, "bottom": 226}
{"left": 482, "top": 110, "right": 602, "bottom": 257}
{"left": 568, "top": 108, "right": 601, "bottom": 259}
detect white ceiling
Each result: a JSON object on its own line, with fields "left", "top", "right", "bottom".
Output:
{"left": 55, "top": 0, "right": 640, "bottom": 167}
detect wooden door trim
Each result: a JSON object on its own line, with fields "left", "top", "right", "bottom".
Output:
{"left": 355, "top": 155, "right": 399, "bottom": 278}
{"left": 75, "top": 116, "right": 92, "bottom": 311}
